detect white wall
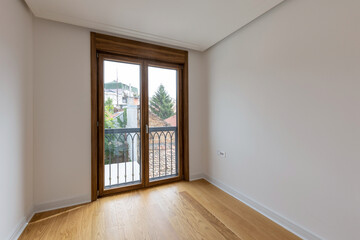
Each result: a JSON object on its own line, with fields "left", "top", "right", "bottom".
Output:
{"left": 0, "top": 0, "right": 34, "bottom": 239}
{"left": 33, "top": 19, "right": 91, "bottom": 209}
{"left": 204, "top": 0, "right": 360, "bottom": 239}
{"left": 189, "top": 51, "right": 206, "bottom": 178}
{"left": 33, "top": 18, "right": 206, "bottom": 208}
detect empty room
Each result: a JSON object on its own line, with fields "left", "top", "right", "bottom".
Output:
{"left": 1, "top": 0, "right": 359, "bottom": 239}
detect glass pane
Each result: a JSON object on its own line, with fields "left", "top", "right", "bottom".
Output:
{"left": 103, "top": 60, "right": 141, "bottom": 189}
{"left": 148, "top": 66, "right": 178, "bottom": 181}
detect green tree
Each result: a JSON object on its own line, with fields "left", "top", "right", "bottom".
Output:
{"left": 149, "top": 84, "right": 175, "bottom": 119}
{"left": 104, "top": 98, "right": 127, "bottom": 128}
{"left": 104, "top": 98, "right": 115, "bottom": 129}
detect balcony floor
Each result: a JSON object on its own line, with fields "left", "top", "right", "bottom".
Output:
{"left": 105, "top": 162, "right": 140, "bottom": 187}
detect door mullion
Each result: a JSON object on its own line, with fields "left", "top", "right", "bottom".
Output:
{"left": 142, "top": 61, "right": 149, "bottom": 187}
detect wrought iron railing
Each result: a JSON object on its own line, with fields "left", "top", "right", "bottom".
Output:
{"left": 104, "top": 126, "right": 177, "bottom": 188}
{"left": 149, "top": 127, "right": 178, "bottom": 181}
{"left": 104, "top": 128, "right": 140, "bottom": 188}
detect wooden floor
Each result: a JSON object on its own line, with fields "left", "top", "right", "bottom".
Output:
{"left": 19, "top": 180, "right": 300, "bottom": 240}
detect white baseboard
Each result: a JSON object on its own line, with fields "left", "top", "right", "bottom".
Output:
{"left": 9, "top": 179, "right": 321, "bottom": 240}
{"left": 203, "top": 175, "right": 323, "bottom": 240}
{"left": 8, "top": 209, "right": 34, "bottom": 240}
{"left": 8, "top": 195, "right": 91, "bottom": 240}
{"left": 190, "top": 172, "right": 205, "bottom": 181}
{"left": 34, "top": 194, "right": 91, "bottom": 213}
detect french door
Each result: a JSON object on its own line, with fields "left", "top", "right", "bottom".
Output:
{"left": 97, "top": 53, "right": 183, "bottom": 196}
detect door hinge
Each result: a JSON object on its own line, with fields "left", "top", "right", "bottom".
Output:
{"left": 97, "top": 190, "right": 99, "bottom": 196}
{"left": 97, "top": 121, "right": 99, "bottom": 127}
{"left": 96, "top": 53, "right": 99, "bottom": 58}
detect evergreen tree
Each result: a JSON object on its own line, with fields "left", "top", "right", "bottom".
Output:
{"left": 150, "top": 84, "right": 175, "bottom": 119}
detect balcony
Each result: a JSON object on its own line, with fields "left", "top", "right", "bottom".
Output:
{"left": 104, "top": 126, "right": 177, "bottom": 188}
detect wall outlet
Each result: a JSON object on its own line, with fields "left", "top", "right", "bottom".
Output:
{"left": 217, "top": 150, "right": 226, "bottom": 158}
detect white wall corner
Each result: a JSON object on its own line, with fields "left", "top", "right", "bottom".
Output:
{"left": 203, "top": 175, "right": 323, "bottom": 240}
{"left": 189, "top": 172, "right": 205, "bottom": 181}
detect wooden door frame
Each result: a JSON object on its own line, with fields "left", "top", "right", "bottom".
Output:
{"left": 91, "top": 32, "right": 189, "bottom": 201}
{"left": 144, "top": 60, "right": 184, "bottom": 188}
{"left": 97, "top": 53, "right": 145, "bottom": 197}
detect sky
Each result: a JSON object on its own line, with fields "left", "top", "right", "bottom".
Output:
{"left": 104, "top": 60, "right": 177, "bottom": 99}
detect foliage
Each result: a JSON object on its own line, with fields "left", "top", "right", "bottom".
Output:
{"left": 104, "top": 98, "right": 129, "bottom": 164}
{"left": 104, "top": 98, "right": 127, "bottom": 128}
{"left": 149, "top": 84, "right": 175, "bottom": 120}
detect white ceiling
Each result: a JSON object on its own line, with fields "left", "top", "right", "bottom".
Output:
{"left": 25, "top": 0, "right": 284, "bottom": 51}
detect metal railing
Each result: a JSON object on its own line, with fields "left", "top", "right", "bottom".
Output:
{"left": 104, "top": 126, "right": 177, "bottom": 188}
{"left": 149, "top": 127, "right": 178, "bottom": 181}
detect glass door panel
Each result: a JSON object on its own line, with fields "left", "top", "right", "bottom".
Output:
{"left": 148, "top": 66, "right": 178, "bottom": 181}
{"left": 103, "top": 60, "right": 141, "bottom": 189}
